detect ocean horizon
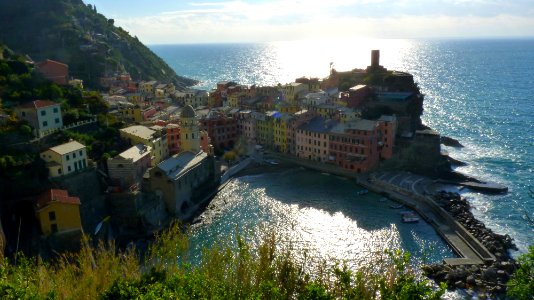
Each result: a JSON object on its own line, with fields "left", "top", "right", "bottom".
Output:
{"left": 150, "top": 38, "right": 534, "bottom": 259}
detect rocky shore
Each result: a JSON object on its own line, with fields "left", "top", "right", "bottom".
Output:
{"left": 423, "top": 191, "right": 518, "bottom": 298}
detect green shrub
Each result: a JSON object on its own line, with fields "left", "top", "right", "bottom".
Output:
{"left": 0, "top": 223, "right": 446, "bottom": 300}
{"left": 507, "top": 245, "right": 534, "bottom": 300}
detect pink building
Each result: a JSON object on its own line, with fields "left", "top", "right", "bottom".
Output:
{"left": 236, "top": 110, "right": 256, "bottom": 144}
{"left": 328, "top": 120, "right": 380, "bottom": 173}
{"left": 296, "top": 116, "right": 335, "bottom": 162}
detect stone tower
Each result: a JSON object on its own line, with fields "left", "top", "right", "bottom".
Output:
{"left": 371, "top": 50, "right": 380, "bottom": 68}
{"left": 180, "top": 105, "right": 200, "bottom": 153}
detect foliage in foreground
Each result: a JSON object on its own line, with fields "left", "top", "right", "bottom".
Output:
{"left": 0, "top": 223, "right": 445, "bottom": 299}
{"left": 507, "top": 245, "right": 534, "bottom": 300}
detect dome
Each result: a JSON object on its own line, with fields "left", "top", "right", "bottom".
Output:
{"left": 181, "top": 105, "right": 196, "bottom": 118}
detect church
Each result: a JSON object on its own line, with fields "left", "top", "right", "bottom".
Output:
{"left": 144, "top": 105, "right": 217, "bottom": 218}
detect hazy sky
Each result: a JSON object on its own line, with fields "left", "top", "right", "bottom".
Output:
{"left": 83, "top": 0, "right": 534, "bottom": 44}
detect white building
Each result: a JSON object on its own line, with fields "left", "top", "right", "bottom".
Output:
{"left": 40, "top": 140, "right": 88, "bottom": 177}
{"left": 15, "top": 100, "right": 63, "bottom": 137}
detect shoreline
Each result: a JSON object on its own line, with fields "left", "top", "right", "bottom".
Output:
{"left": 214, "top": 154, "right": 516, "bottom": 297}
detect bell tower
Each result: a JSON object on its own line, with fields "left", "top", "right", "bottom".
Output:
{"left": 180, "top": 105, "right": 200, "bottom": 153}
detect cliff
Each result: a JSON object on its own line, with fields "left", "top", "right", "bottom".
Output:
{"left": 0, "top": 0, "right": 197, "bottom": 89}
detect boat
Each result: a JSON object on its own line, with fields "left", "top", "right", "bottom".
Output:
{"left": 389, "top": 204, "right": 404, "bottom": 209}
{"left": 401, "top": 212, "right": 420, "bottom": 223}
{"left": 357, "top": 189, "right": 369, "bottom": 195}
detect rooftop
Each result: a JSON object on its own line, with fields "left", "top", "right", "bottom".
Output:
{"left": 120, "top": 125, "right": 156, "bottom": 140}
{"left": 37, "top": 189, "right": 80, "bottom": 209}
{"left": 298, "top": 116, "right": 338, "bottom": 133}
{"left": 116, "top": 144, "right": 152, "bottom": 162}
{"left": 157, "top": 151, "right": 208, "bottom": 179}
{"left": 376, "top": 92, "right": 413, "bottom": 102}
{"left": 18, "top": 100, "right": 59, "bottom": 109}
{"left": 49, "top": 140, "right": 85, "bottom": 155}
{"left": 331, "top": 119, "right": 378, "bottom": 133}
{"left": 378, "top": 115, "right": 397, "bottom": 122}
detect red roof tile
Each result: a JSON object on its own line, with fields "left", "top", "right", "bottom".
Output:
{"left": 18, "top": 100, "right": 59, "bottom": 109}
{"left": 37, "top": 189, "right": 81, "bottom": 209}
{"left": 35, "top": 59, "right": 68, "bottom": 68}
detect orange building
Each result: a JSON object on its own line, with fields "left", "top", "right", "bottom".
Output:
{"left": 378, "top": 115, "right": 397, "bottom": 159}
{"left": 35, "top": 59, "right": 69, "bottom": 85}
{"left": 329, "top": 120, "right": 380, "bottom": 173}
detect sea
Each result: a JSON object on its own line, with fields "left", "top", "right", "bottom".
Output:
{"left": 150, "top": 39, "right": 534, "bottom": 272}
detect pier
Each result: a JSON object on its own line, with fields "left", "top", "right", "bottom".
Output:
{"left": 357, "top": 175, "right": 496, "bottom": 266}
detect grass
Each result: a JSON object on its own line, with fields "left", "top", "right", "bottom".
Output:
{"left": 0, "top": 222, "right": 446, "bottom": 299}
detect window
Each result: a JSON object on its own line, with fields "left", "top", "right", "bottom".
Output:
{"left": 42, "top": 121, "right": 48, "bottom": 127}
{"left": 66, "top": 154, "right": 70, "bottom": 161}
{"left": 53, "top": 107, "right": 59, "bottom": 113}
{"left": 21, "top": 111, "right": 26, "bottom": 117}
{"left": 73, "top": 152, "right": 76, "bottom": 158}
{"left": 41, "top": 110, "right": 46, "bottom": 116}
{"left": 68, "top": 166, "right": 71, "bottom": 172}
{"left": 51, "top": 224, "right": 58, "bottom": 233}
{"left": 55, "top": 118, "right": 60, "bottom": 124}
{"left": 49, "top": 211, "right": 56, "bottom": 221}
{"left": 58, "top": 168, "right": 62, "bottom": 174}
{"left": 79, "top": 150, "right": 83, "bottom": 156}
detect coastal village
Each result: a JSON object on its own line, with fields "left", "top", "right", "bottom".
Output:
{"left": 0, "top": 48, "right": 520, "bottom": 296}
{"left": 0, "top": 49, "right": 434, "bottom": 252}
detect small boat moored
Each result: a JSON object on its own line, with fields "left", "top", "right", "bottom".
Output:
{"left": 357, "top": 189, "right": 369, "bottom": 195}
{"left": 401, "top": 211, "right": 420, "bottom": 223}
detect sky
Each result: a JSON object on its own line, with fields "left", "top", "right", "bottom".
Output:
{"left": 83, "top": 0, "right": 534, "bottom": 44}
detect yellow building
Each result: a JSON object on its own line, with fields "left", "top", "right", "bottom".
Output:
{"left": 282, "top": 82, "right": 309, "bottom": 104}
{"left": 35, "top": 189, "right": 82, "bottom": 236}
{"left": 118, "top": 106, "right": 143, "bottom": 123}
{"left": 120, "top": 125, "right": 169, "bottom": 165}
{"left": 40, "top": 140, "right": 89, "bottom": 177}
{"left": 273, "top": 113, "right": 292, "bottom": 153}
{"left": 180, "top": 105, "right": 200, "bottom": 153}
{"left": 141, "top": 81, "right": 157, "bottom": 94}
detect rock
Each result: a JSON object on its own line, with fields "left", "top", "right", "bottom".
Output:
{"left": 482, "top": 268, "right": 498, "bottom": 283}
{"left": 455, "top": 281, "right": 466, "bottom": 289}
{"left": 441, "top": 136, "right": 464, "bottom": 148}
{"left": 466, "top": 275, "right": 476, "bottom": 285}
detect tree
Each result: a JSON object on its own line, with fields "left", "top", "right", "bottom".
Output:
{"left": 507, "top": 245, "right": 534, "bottom": 300}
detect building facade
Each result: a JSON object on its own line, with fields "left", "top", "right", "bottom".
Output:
{"left": 40, "top": 140, "right": 88, "bottom": 177}
{"left": 35, "top": 189, "right": 82, "bottom": 236}
{"left": 120, "top": 125, "right": 169, "bottom": 165}
{"left": 15, "top": 100, "right": 63, "bottom": 138}
{"left": 108, "top": 144, "right": 152, "bottom": 189}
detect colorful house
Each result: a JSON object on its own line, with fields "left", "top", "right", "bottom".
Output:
{"left": 296, "top": 116, "right": 336, "bottom": 162}
{"left": 15, "top": 100, "right": 63, "bottom": 138}
{"left": 329, "top": 120, "right": 380, "bottom": 173}
{"left": 120, "top": 125, "right": 169, "bottom": 165}
{"left": 40, "top": 140, "right": 88, "bottom": 177}
{"left": 273, "top": 113, "right": 292, "bottom": 154}
{"left": 378, "top": 115, "right": 397, "bottom": 159}
{"left": 35, "top": 189, "right": 82, "bottom": 236}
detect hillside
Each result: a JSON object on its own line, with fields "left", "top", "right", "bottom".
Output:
{"left": 0, "top": 0, "right": 196, "bottom": 89}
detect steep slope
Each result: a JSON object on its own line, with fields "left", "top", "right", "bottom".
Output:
{"left": 0, "top": 0, "right": 196, "bottom": 89}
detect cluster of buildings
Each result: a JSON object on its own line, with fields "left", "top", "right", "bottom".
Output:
{"left": 24, "top": 50, "right": 427, "bottom": 245}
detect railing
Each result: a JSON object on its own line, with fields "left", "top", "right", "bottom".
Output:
{"left": 37, "top": 117, "right": 98, "bottom": 139}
